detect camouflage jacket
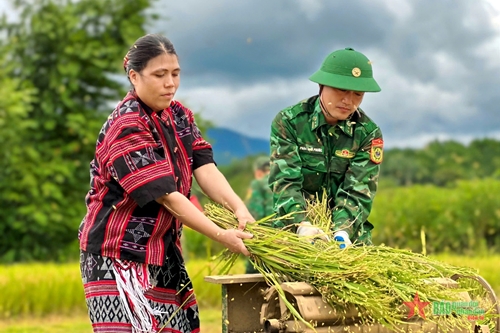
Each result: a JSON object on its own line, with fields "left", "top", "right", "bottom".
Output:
{"left": 269, "top": 95, "right": 383, "bottom": 239}
{"left": 246, "top": 175, "right": 274, "bottom": 221}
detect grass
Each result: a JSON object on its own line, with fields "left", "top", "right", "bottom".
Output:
{"left": 0, "top": 258, "right": 240, "bottom": 332}
{"left": 0, "top": 263, "right": 86, "bottom": 318}
{"left": 0, "top": 315, "right": 93, "bottom": 333}
{"left": 0, "top": 307, "right": 222, "bottom": 333}
{"left": 431, "top": 253, "right": 500, "bottom": 295}
{"left": 0, "top": 258, "right": 244, "bottom": 319}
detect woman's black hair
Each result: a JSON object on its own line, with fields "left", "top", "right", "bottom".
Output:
{"left": 123, "top": 34, "right": 177, "bottom": 77}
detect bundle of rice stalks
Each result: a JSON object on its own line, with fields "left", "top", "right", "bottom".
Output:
{"left": 205, "top": 196, "right": 498, "bottom": 332}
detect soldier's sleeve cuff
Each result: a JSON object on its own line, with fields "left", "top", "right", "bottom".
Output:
{"left": 332, "top": 221, "right": 354, "bottom": 239}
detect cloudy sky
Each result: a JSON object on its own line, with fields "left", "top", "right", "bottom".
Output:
{"left": 1, "top": 0, "right": 499, "bottom": 149}
{"left": 147, "top": 0, "right": 500, "bottom": 148}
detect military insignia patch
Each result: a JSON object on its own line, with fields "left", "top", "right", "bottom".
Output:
{"left": 335, "top": 149, "right": 355, "bottom": 159}
{"left": 352, "top": 67, "right": 361, "bottom": 77}
{"left": 370, "top": 138, "right": 384, "bottom": 164}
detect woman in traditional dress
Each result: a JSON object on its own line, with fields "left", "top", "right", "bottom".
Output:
{"left": 79, "top": 33, "right": 253, "bottom": 333}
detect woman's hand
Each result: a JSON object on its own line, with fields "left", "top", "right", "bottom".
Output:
{"left": 217, "top": 229, "right": 253, "bottom": 256}
{"left": 234, "top": 207, "right": 255, "bottom": 230}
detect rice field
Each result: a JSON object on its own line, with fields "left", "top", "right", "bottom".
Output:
{"left": 0, "top": 255, "right": 497, "bottom": 332}
{"left": 0, "top": 263, "right": 85, "bottom": 318}
{"left": 0, "top": 308, "right": 222, "bottom": 333}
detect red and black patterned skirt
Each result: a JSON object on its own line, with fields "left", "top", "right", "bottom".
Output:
{"left": 80, "top": 246, "right": 200, "bottom": 333}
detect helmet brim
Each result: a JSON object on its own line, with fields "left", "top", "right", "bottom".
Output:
{"left": 309, "top": 70, "right": 381, "bottom": 92}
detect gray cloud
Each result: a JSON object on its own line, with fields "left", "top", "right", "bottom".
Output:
{"left": 375, "top": 0, "right": 500, "bottom": 137}
{"left": 154, "top": 0, "right": 500, "bottom": 148}
{"left": 2, "top": 0, "right": 499, "bottom": 148}
{"left": 157, "top": 0, "right": 394, "bottom": 83}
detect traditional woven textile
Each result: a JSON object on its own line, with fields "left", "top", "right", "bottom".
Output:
{"left": 80, "top": 248, "right": 200, "bottom": 333}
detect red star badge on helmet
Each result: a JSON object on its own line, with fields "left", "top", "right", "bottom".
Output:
{"left": 404, "top": 292, "right": 430, "bottom": 319}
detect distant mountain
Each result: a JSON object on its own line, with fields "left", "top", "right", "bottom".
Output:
{"left": 206, "top": 127, "right": 269, "bottom": 165}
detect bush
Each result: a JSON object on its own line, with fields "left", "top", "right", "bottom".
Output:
{"left": 182, "top": 227, "right": 224, "bottom": 260}
{"left": 370, "top": 179, "right": 500, "bottom": 254}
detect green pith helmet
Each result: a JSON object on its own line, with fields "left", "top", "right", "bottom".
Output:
{"left": 309, "top": 48, "right": 381, "bottom": 92}
{"left": 253, "top": 156, "right": 270, "bottom": 172}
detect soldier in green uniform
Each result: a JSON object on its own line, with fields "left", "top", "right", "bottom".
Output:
{"left": 245, "top": 156, "right": 274, "bottom": 273}
{"left": 246, "top": 156, "right": 274, "bottom": 221}
{"left": 269, "top": 47, "right": 383, "bottom": 248}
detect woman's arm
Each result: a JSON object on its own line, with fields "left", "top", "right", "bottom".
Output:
{"left": 194, "top": 163, "right": 255, "bottom": 229}
{"left": 156, "top": 192, "right": 251, "bottom": 256}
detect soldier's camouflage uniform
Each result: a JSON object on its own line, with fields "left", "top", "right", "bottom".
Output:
{"left": 247, "top": 175, "right": 274, "bottom": 221}
{"left": 269, "top": 95, "right": 383, "bottom": 245}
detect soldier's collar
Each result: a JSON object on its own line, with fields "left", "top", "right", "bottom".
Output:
{"left": 311, "top": 98, "right": 358, "bottom": 137}
{"left": 339, "top": 112, "right": 358, "bottom": 137}
{"left": 311, "top": 99, "right": 329, "bottom": 131}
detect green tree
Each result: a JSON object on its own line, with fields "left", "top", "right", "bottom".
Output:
{"left": 382, "top": 139, "right": 500, "bottom": 187}
{"left": 467, "top": 138, "right": 500, "bottom": 177}
{"left": 380, "top": 148, "right": 422, "bottom": 186}
{"left": 0, "top": 0, "right": 154, "bottom": 262}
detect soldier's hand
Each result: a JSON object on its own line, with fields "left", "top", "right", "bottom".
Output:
{"left": 333, "top": 230, "right": 352, "bottom": 249}
{"left": 296, "top": 222, "right": 330, "bottom": 242}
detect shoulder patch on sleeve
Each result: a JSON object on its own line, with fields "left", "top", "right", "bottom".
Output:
{"left": 370, "top": 138, "right": 384, "bottom": 164}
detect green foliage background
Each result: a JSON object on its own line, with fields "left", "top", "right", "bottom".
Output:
{"left": 370, "top": 179, "right": 500, "bottom": 254}
{"left": 380, "top": 139, "right": 500, "bottom": 186}
{"left": 1, "top": 0, "right": 500, "bottom": 264}
{"left": 0, "top": 0, "right": 154, "bottom": 262}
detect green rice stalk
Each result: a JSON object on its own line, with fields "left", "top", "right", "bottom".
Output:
{"left": 204, "top": 198, "right": 498, "bottom": 333}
